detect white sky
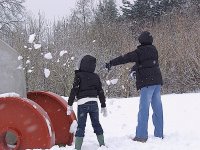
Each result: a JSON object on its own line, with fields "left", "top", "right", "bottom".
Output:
{"left": 24, "top": 0, "right": 123, "bottom": 20}
{"left": 24, "top": 0, "right": 77, "bottom": 20}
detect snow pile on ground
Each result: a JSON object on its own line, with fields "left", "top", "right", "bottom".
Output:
{"left": 38, "top": 92, "right": 200, "bottom": 150}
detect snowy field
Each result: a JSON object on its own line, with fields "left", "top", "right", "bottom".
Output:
{"left": 48, "top": 92, "right": 200, "bottom": 150}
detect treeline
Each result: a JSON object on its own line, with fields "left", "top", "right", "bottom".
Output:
{"left": 0, "top": 0, "right": 200, "bottom": 97}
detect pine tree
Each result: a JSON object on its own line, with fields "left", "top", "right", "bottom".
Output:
{"left": 121, "top": 0, "right": 187, "bottom": 21}
{"left": 95, "top": 0, "right": 119, "bottom": 23}
{"left": 121, "top": 0, "right": 159, "bottom": 21}
{"left": 157, "top": 0, "right": 187, "bottom": 14}
{"left": 120, "top": 0, "right": 135, "bottom": 19}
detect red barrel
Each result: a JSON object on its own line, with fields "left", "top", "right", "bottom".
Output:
{"left": 0, "top": 97, "right": 55, "bottom": 150}
{"left": 27, "top": 91, "right": 76, "bottom": 146}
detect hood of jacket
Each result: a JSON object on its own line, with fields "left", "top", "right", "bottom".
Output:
{"left": 79, "top": 55, "right": 96, "bottom": 73}
{"left": 138, "top": 31, "right": 153, "bottom": 45}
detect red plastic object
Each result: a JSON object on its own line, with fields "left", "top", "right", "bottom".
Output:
{"left": 0, "top": 97, "right": 55, "bottom": 150}
{"left": 27, "top": 91, "right": 76, "bottom": 146}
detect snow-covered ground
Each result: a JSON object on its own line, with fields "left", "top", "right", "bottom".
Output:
{"left": 49, "top": 92, "right": 200, "bottom": 150}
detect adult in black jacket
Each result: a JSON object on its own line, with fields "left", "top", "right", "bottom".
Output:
{"left": 106, "top": 31, "right": 164, "bottom": 142}
{"left": 67, "top": 55, "right": 107, "bottom": 150}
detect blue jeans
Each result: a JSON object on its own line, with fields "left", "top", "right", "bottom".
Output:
{"left": 75, "top": 101, "right": 103, "bottom": 137}
{"left": 136, "top": 85, "right": 163, "bottom": 139}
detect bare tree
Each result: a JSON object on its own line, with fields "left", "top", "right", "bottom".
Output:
{"left": 0, "top": 0, "right": 25, "bottom": 33}
{"left": 75, "top": 0, "right": 94, "bottom": 28}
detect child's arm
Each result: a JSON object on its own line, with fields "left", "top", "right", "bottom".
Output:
{"left": 97, "top": 76, "right": 108, "bottom": 117}
{"left": 68, "top": 74, "right": 80, "bottom": 106}
{"left": 97, "top": 77, "right": 106, "bottom": 108}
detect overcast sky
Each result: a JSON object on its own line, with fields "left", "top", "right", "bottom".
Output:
{"left": 24, "top": 0, "right": 76, "bottom": 20}
{"left": 24, "top": 0, "right": 123, "bottom": 20}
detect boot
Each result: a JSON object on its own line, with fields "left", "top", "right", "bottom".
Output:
{"left": 97, "top": 134, "right": 105, "bottom": 146}
{"left": 132, "top": 137, "right": 147, "bottom": 143}
{"left": 75, "top": 137, "right": 83, "bottom": 150}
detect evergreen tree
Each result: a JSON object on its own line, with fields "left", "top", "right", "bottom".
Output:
{"left": 192, "top": 0, "right": 200, "bottom": 4}
{"left": 157, "top": 0, "right": 187, "bottom": 14}
{"left": 95, "top": 0, "right": 119, "bottom": 23}
{"left": 190, "top": 0, "right": 200, "bottom": 7}
{"left": 121, "top": 0, "right": 161, "bottom": 21}
{"left": 190, "top": 0, "right": 200, "bottom": 14}
{"left": 121, "top": 0, "right": 187, "bottom": 21}
{"left": 120, "top": 0, "right": 135, "bottom": 19}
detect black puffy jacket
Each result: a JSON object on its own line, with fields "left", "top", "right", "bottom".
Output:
{"left": 68, "top": 55, "right": 106, "bottom": 107}
{"left": 109, "top": 32, "right": 163, "bottom": 90}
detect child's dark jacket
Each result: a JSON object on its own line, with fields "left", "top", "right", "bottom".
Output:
{"left": 68, "top": 55, "right": 106, "bottom": 107}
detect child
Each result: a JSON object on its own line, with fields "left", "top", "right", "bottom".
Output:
{"left": 106, "top": 31, "right": 163, "bottom": 142}
{"left": 67, "top": 55, "right": 107, "bottom": 150}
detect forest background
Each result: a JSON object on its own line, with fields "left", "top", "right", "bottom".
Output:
{"left": 0, "top": 0, "right": 199, "bottom": 97}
